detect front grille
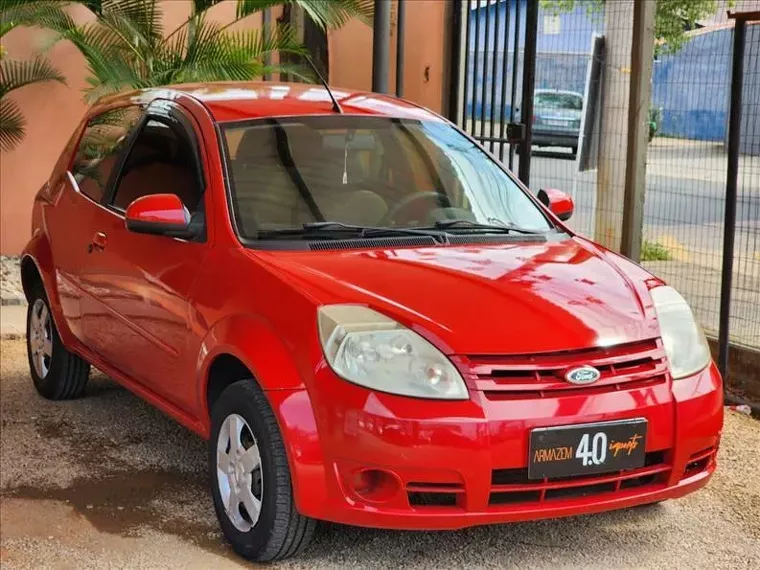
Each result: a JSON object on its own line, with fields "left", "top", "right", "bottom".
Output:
{"left": 463, "top": 339, "right": 669, "bottom": 397}
{"left": 406, "top": 482, "right": 464, "bottom": 509}
{"left": 489, "top": 451, "right": 670, "bottom": 506}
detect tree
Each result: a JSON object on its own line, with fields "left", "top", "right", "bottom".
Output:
{"left": 34, "top": 0, "right": 373, "bottom": 102}
{"left": 541, "top": 0, "right": 734, "bottom": 55}
{"left": 0, "top": 0, "right": 68, "bottom": 151}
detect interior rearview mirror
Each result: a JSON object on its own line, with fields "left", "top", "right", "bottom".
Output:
{"left": 125, "top": 193, "right": 198, "bottom": 238}
{"left": 537, "top": 188, "right": 574, "bottom": 222}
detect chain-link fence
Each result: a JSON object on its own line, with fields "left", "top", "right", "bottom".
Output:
{"left": 482, "top": 1, "right": 760, "bottom": 349}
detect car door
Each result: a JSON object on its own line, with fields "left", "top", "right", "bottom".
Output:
{"left": 79, "top": 102, "right": 210, "bottom": 412}
{"left": 49, "top": 105, "right": 145, "bottom": 341}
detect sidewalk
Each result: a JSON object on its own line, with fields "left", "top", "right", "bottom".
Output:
{"left": 0, "top": 305, "right": 26, "bottom": 340}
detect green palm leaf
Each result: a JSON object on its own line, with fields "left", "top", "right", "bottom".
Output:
{"left": 235, "top": 0, "right": 373, "bottom": 27}
{"left": 0, "top": 56, "right": 65, "bottom": 98}
{"left": 0, "top": 0, "right": 75, "bottom": 38}
{"left": 0, "top": 96, "right": 25, "bottom": 151}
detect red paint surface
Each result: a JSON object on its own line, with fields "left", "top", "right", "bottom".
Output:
{"left": 22, "top": 84, "right": 723, "bottom": 529}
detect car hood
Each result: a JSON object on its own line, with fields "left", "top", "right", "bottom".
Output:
{"left": 258, "top": 236, "right": 660, "bottom": 355}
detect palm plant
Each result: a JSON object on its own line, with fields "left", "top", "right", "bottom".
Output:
{"left": 45, "top": 0, "right": 372, "bottom": 103}
{"left": 1, "top": 0, "right": 69, "bottom": 151}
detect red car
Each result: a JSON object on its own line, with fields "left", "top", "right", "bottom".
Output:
{"left": 22, "top": 82, "right": 723, "bottom": 562}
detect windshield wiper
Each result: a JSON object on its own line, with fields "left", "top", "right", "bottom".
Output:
{"left": 429, "top": 218, "right": 546, "bottom": 235}
{"left": 257, "top": 221, "right": 447, "bottom": 241}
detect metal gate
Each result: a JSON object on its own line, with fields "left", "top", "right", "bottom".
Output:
{"left": 448, "top": 0, "right": 539, "bottom": 185}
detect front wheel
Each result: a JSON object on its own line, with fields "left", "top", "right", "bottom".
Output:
{"left": 209, "top": 380, "right": 316, "bottom": 561}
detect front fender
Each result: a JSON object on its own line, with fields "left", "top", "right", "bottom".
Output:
{"left": 196, "top": 313, "right": 308, "bottom": 417}
{"left": 196, "top": 314, "right": 329, "bottom": 515}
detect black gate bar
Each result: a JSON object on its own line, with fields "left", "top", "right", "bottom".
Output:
{"left": 480, "top": 3, "right": 492, "bottom": 142}
{"left": 508, "top": 0, "right": 521, "bottom": 170}
{"left": 518, "top": 0, "right": 538, "bottom": 186}
{"left": 488, "top": 3, "right": 500, "bottom": 154}
{"left": 498, "top": 2, "right": 511, "bottom": 163}
{"left": 471, "top": 4, "right": 481, "bottom": 137}
{"left": 718, "top": 13, "right": 748, "bottom": 378}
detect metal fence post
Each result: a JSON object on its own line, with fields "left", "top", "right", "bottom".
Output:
{"left": 718, "top": 15, "right": 747, "bottom": 378}
{"left": 395, "top": 0, "right": 406, "bottom": 97}
{"left": 518, "top": 0, "right": 538, "bottom": 186}
{"left": 372, "top": 0, "right": 391, "bottom": 93}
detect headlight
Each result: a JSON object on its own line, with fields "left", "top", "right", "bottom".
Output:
{"left": 317, "top": 305, "right": 469, "bottom": 400}
{"left": 650, "top": 286, "right": 711, "bottom": 379}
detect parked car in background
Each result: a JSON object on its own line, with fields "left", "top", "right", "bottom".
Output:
{"left": 22, "top": 82, "right": 723, "bottom": 563}
{"left": 532, "top": 89, "right": 583, "bottom": 156}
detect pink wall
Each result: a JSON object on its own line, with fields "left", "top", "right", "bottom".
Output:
{"left": 0, "top": 0, "right": 449, "bottom": 254}
{"left": 329, "top": 0, "right": 447, "bottom": 114}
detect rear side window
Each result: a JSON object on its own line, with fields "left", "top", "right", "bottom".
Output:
{"left": 71, "top": 106, "right": 143, "bottom": 203}
{"left": 535, "top": 92, "right": 583, "bottom": 110}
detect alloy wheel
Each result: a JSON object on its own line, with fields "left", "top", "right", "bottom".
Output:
{"left": 29, "top": 298, "right": 53, "bottom": 379}
{"left": 216, "top": 413, "right": 264, "bottom": 532}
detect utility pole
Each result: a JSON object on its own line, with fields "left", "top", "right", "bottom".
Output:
{"left": 594, "top": 0, "right": 634, "bottom": 251}
{"left": 372, "top": 0, "right": 391, "bottom": 93}
{"left": 620, "top": 0, "right": 656, "bottom": 261}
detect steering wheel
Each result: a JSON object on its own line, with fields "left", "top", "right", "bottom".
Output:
{"left": 378, "top": 191, "right": 452, "bottom": 226}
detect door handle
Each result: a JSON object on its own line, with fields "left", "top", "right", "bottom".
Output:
{"left": 88, "top": 231, "right": 108, "bottom": 253}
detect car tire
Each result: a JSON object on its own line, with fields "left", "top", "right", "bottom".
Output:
{"left": 209, "top": 379, "right": 316, "bottom": 562}
{"left": 27, "top": 284, "right": 90, "bottom": 400}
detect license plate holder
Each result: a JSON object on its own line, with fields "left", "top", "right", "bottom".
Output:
{"left": 528, "top": 418, "right": 648, "bottom": 480}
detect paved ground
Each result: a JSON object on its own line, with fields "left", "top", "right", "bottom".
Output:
{"left": 1, "top": 338, "right": 759, "bottom": 569}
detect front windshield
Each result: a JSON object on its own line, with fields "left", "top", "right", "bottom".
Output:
{"left": 221, "top": 116, "right": 553, "bottom": 239}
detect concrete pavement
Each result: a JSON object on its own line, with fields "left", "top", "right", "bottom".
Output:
{"left": 0, "top": 305, "right": 25, "bottom": 340}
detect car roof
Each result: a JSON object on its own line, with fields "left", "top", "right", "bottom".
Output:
{"left": 92, "top": 81, "right": 444, "bottom": 123}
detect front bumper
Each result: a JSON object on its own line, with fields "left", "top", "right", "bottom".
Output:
{"left": 270, "top": 363, "right": 723, "bottom": 530}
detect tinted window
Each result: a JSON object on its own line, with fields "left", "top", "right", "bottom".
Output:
{"left": 111, "top": 119, "right": 203, "bottom": 213}
{"left": 72, "top": 106, "right": 143, "bottom": 203}
{"left": 222, "top": 116, "right": 551, "bottom": 239}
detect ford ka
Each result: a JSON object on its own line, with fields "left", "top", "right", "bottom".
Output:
{"left": 22, "top": 82, "right": 723, "bottom": 562}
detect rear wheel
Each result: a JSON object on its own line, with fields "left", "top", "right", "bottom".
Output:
{"left": 26, "top": 285, "right": 90, "bottom": 400}
{"left": 209, "top": 380, "right": 316, "bottom": 561}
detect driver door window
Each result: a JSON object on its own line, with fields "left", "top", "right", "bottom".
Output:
{"left": 81, "top": 112, "right": 208, "bottom": 411}
{"left": 111, "top": 119, "right": 203, "bottom": 214}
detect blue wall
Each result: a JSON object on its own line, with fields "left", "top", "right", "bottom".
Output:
{"left": 652, "top": 28, "right": 732, "bottom": 141}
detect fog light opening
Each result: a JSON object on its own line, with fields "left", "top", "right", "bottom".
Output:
{"left": 350, "top": 469, "right": 400, "bottom": 503}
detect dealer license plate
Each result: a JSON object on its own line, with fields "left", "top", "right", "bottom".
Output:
{"left": 528, "top": 418, "right": 648, "bottom": 480}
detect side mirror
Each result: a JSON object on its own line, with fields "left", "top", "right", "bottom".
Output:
{"left": 125, "top": 194, "right": 197, "bottom": 238}
{"left": 537, "top": 188, "right": 574, "bottom": 222}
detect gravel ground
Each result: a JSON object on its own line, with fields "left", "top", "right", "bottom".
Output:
{"left": 0, "top": 256, "right": 24, "bottom": 305}
{"left": 1, "top": 338, "right": 759, "bottom": 569}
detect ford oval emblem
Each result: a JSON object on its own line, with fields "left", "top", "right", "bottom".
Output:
{"left": 565, "top": 366, "right": 601, "bottom": 385}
